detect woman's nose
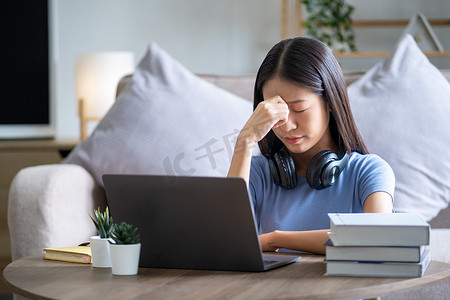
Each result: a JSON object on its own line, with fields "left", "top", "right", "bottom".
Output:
{"left": 281, "top": 111, "right": 297, "bottom": 131}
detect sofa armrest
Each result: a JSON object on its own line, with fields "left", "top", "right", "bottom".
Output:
{"left": 8, "top": 164, "right": 106, "bottom": 260}
{"left": 429, "top": 204, "right": 450, "bottom": 228}
{"left": 430, "top": 229, "right": 450, "bottom": 264}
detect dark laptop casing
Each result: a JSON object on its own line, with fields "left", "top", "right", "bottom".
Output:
{"left": 103, "top": 174, "right": 300, "bottom": 272}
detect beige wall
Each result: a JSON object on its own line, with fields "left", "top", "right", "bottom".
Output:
{"left": 55, "top": 0, "right": 450, "bottom": 139}
{"left": 55, "top": 0, "right": 281, "bottom": 139}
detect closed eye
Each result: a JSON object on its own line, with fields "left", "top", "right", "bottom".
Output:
{"left": 289, "top": 101, "right": 309, "bottom": 113}
{"left": 292, "top": 108, "right": 308, "bottom": 113}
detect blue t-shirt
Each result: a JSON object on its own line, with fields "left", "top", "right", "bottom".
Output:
{"left": 249, "top": 152, "right": 395, "bottom": 234}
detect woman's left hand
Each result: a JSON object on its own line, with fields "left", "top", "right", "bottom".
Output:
{"left": 259, "top": 231, "right": 279, "bottom": 252}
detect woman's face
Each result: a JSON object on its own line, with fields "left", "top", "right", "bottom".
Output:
{"left": 262, "top": 77, "right": 334, "bottom": 157}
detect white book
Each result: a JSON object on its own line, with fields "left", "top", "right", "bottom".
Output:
{"left": 325, "top": 242, "right": 427, "bottom": 262}
{"left": 325, "top": 249, "right": 431, "bottom": 278}
{"left": 328, "top": 213, "right": 430, "bottom": 246}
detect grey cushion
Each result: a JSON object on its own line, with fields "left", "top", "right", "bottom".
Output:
{"left": 64, "top": 42, "right": 254, "bottom": 186}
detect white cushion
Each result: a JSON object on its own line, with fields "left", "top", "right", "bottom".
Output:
{"left": 64, "top": 42, "right": 254, "bottom": 185}
{"left": 348, "top": 34, "right": 450, "bottom": 221}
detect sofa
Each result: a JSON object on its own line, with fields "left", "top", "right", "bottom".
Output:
{"left": 8, "top": 35, "right": 450, "bottom": 298}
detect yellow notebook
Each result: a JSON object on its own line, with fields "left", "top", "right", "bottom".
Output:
{"left": 43, "top": 246, "right": 92, "bottom": 264}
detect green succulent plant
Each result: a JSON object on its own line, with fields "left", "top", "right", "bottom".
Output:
{"left": 111, "top": 222, "right": 141, "bottom": 244}
{"left": 89, "top": 207, "right": 114, "bottom": 238}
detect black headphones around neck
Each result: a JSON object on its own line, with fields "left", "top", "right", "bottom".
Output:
{"left": 268, "top": 148, "right": 349, "bottom": 190}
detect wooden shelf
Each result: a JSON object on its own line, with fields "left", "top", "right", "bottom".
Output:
{"left": 281, "top": 0, "right": 450, "bottom": 57}
{"left": 334, "top": 51, "right": 450, "bottom": 58}
{"left": 352, "top": 19, "right": 450, "bottom": 27}
{"left": 0, "top": 138, "right": 80, "bottom": 151}
{"left": 298, "top": 19, "right": 450, "bottom": 28}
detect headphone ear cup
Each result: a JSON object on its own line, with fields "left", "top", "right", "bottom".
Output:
{"left": 306, "top": 150, "right": 337, "bottom": 190}
{"left": 274, "top": 151, "right": 289, "bottom": 189}
{"left": 277, "top": 149, "right": 298, "bottom": 189}
{"left": 322, "top": 150, "right": 349, "bottom": 188}
{"left": 269, "top": 149, "right": 298, "bottom": 189}
{"left": 269, "top": 155, "right": 281, "bottom": 187}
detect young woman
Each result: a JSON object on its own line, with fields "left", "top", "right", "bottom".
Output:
{"left": 228, "top": 37, "right": 395, "bottom": 254}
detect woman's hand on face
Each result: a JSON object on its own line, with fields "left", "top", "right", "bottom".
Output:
{"left": 240, "top": 96, "right": 289, "bottom": 144}
{"left": 227, "top": 96, "right": 288, "bottom": 182}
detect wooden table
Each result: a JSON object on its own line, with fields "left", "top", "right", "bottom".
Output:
{"left": 3, "top": 255, "right": 450, "bottom": 300}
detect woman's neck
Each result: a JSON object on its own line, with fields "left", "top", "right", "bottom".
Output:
{"left": 290, "top": 135, "right": 339, "bottom": 177}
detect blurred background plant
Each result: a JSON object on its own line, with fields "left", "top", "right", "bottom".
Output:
{"left": 302, "top": 0, "right": 357, "bottom": 52}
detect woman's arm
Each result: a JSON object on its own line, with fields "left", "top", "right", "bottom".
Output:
{"left": 363, "top": 191, "right": 393, "bottom": 213}
{"left": 259, "top": 191, "right": 393, "bottom": 254}
{"left": 227, "top": 96, "right": 289, "bottom": 184}
{"left": 259, "top": 229, "right": 330, "bottom": 254}
{"left": 227, "top": 135, "right": 255, "bottom": 185}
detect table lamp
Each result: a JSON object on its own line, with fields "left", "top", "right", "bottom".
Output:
{"left": 75, "top": 51, "right": 135, "bottom": 140}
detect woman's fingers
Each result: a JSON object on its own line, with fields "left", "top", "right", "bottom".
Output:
{"left": 273, "top": 119, "right": 287, "bottom": 128}
{"left": 264, "top": 96, "right": 289, "bottom": 124}
{"left": 247, "top": 96, "right": 289, "bottom": 140}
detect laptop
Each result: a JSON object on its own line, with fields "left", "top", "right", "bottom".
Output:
{"left": 103, "top": 174, "right": 301, "bottom": 272}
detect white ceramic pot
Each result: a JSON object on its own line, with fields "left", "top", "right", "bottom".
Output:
{"left": 110, "top": 243, "right": 141, "bottom": 275}
{"left": 89, "top": 236, "right": 112, "bottom": 268}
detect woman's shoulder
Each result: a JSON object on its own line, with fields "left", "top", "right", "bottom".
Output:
{"left": 349, "top": 151, "right": 389, "bottom": 164}
{"left": 252, "top": 152, "right": 390, "bottom": 168}
{"left": 348, "top": 152, "right": 394, "bottom": 175}
{"left": 250, "top": 152, "right": 393, "bottom": 176}
{"left": 251, "top": 155, "right": 270, "bottom": 173}
{"left": 252, "top": 155, "right": 268, "bottom": 164}
{"left": 347, "top": 152, "right": 395, "bottom": 201}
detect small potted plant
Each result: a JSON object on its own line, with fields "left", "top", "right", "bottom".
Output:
{"left": 109, "top": 221, "right": 141, "bottom": 275}
{"left": 89, "top": 206, "right": 114, "bottom": 268}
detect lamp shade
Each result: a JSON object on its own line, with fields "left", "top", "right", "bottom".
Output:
{"left": 75, "top": 52, "right": 135, "bottom": 118}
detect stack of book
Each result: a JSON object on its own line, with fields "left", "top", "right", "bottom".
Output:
{"left": 325, "top": 213, "right": 431, "bottom": 277}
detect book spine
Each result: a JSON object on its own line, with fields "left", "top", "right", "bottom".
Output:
{"left": 330, "top": 226, "right": 429, "bottom": 246}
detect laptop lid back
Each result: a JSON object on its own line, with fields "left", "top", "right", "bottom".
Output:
{"left": 103, "top": 174, "right": 266, "bottom": 271}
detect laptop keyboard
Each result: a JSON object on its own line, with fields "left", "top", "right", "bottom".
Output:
{"left": 263, "top": 260, "right": 277, "bottom": 264}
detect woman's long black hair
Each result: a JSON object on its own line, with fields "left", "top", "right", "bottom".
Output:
{"left": 254, "top": 37, "right": 368, "bottom": 158}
